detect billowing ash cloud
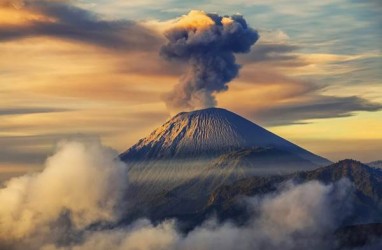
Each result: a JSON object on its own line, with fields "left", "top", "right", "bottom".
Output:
{"left": 160, "top": 10, "right": 259, "bottom": 112}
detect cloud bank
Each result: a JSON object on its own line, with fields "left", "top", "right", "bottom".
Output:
{"left": 0, "top": 140, "right": 356, "bottom": 250}
{"left": 160, "top": 10, "right": 259, "bottom": 112}
{"left": 0, "top": 139, "right": 129, "bottom": 249}
{"left": 41, "top": 180, "right": 353, "bottom": 250}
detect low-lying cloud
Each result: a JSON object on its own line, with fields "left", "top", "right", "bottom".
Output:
{"left": 0, "top": 140, "right": 357, "bottom": 250}
{"left": 39, "top": 180, "right": 353, "bottom": 250}
{"left": 0, "top": 139, "right": 129, "bottom": 249}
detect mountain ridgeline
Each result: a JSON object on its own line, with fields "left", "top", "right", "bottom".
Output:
{"left": 207, "top": 159, "right": 382, "bottom": 224}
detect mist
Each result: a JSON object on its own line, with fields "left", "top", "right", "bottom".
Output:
{"left": 0, "top": 139, "right": 361, "bottom": 249}
{"left": 0, "top": 139, "right": 129, "bottom": 249}
{"left": 39, "top": 180, "right": 353, "bottom": 250}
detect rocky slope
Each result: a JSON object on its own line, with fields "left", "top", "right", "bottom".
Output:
{"left": 121, "top": 108, "right": 330, "bottom": 166}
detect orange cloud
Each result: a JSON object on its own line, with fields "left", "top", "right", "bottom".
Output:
{"left": 0, "top": 6, "right": 56, "bottom": 25}
{"left": 0, "top": 3, "right": 381, "bottom": 174}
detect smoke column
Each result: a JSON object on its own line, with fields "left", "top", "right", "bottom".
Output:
{"left": 160, "top": 10, "right": 259, "bottom": 112}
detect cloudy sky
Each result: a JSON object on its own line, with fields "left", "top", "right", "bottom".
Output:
{"left": 0, "top": 0, "right": 381, "bottom": 180}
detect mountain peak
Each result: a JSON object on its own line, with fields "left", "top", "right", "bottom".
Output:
{"left": 171, "top": 107, "right": 251, "bottom": 130}
{"left": 173, "top": 108, "right": 242, "bottom": 121}
{"left": 175, "top": 107, "right": 230, "bottom": 116}
{"left": 121, "top": 108, "right": 330, "bottom": 167}
{"left": 329, "top": 159, "right": 369, "bottom": 170}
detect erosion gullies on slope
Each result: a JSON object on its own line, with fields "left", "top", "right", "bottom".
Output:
{"left": 120, "top": 108, "right": 329, "bottom": 206}
{"left": 123, "top": 146, "right": 318, "bottom": 205}
{"left": 121, "top": 108, "right": 330, "bottom": 166}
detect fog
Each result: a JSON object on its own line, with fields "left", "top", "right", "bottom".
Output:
{"left": 0, "top": 139, "right": 372, "bottom": 250}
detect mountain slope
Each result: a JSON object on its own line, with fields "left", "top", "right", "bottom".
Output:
{"left": 121, "top": 108, "right": 330, "bottom": 166}
{"left": 121, "top": 160, "right": 382, "bottom": 233}
{"left": 119, "top": 108, "right": 334, "bottom": 226}
{"left": 207, "top": 160, "right": 382, "bottom": 225}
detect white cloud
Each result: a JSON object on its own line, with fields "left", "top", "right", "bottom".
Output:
{"left": 0, "top": 138, "right": 355, "bottom": 250}
{"left": 0, "top": 139, "right": 129, "bottom": 242}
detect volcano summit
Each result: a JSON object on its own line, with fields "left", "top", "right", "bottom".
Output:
{"left": 121, "top": 108, "right": 329, "bottom": 167}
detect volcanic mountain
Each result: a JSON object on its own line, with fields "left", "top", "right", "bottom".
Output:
{"left": 120, "top": 108, "right": 331, "bottom": 223}
{"left": 121, "top": 108, "right": 329, "bottom": 167}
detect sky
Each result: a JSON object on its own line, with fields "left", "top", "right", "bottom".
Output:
{"left": 0, "top": 0, "right": 381, "bottom": 181}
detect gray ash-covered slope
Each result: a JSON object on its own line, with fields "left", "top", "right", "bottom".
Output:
{"left": 121, "top": 107, "right": 329, "bottom": 167}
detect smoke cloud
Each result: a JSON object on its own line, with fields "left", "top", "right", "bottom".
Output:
{"left": 39, "top": 180, "right": 353, "bottom": 250}
{"left": 0, "top": 140, "right": 356, "bottom": 250}
{"left": 0, "top": 139, "right": 129, "bottom": 248}
{"left": 160, "top": 10, "right": 259, "bottom": 112}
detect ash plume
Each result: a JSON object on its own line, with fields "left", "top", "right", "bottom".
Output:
{"left": 160, "top": 10, "right": 259, "bottom": 112}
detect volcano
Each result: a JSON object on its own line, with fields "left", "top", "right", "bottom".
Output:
{"left": 120, "top": 108, "right": 331, "bottom": 222}
{"left": 121, "top": 108, "right": 329, "bottom": 167}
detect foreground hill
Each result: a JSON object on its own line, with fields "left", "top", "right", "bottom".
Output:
{"left": 207, "top": 160, "right": 382, "bottom": 225}
{"left": 121, "top": 160, "right": 382, "bottom": 237}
